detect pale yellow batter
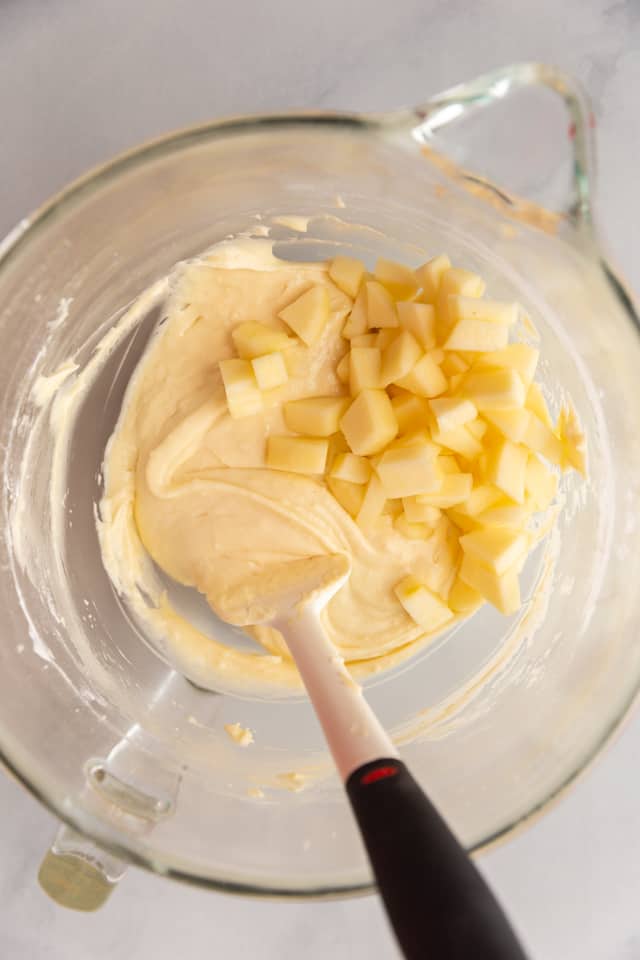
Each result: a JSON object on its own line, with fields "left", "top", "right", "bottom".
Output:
{"left": 98, "top": 240, "right": 462, "bottom": 693}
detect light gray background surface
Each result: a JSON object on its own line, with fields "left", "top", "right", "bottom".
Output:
{"left": 1, "top": 1, "right": 639, "bottom": 957}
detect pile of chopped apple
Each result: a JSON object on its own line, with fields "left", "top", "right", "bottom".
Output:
{"left": 219, "top": 253, "right": 586, "bottom": 632}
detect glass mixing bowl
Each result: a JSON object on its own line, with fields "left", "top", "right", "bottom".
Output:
{"left": 1, "top": 63, "right": 639, "bottom": 906}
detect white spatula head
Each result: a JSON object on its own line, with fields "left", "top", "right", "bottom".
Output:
{"left": 211, "top": 553, "right": 351, "bottom": 627}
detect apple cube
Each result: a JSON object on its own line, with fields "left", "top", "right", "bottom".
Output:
{"left": 415, "top": 472, "right": 474, "bottom": 509}
{"left": 475, "top": 344, "right": 539, "bottom": 387}
{"left": 414, "top": 254, "right": 451, "bottom": 304}
{"left": 340, "top": 389, "right": 398, "bottom": 456}
{"left": 375, "top": 441, "right": 441, "bottom": 498}
{"left": 350, "top": 333, "right": 377, "bottom": 347}
{"left": 460, "top": 368, "right": 526, "bottom": 409}
{"left": 402, "top": 498, "right": 442, "bottom": 525}
{"left": 284, "top": 397, "right": 350, "bottom": 437}
{"left": 485, "top": 439, "right": 529, "bottom": 503}
{"left": 394, "top": 514, "right": 432, "bottom": 540}
{"left": 522, "top": 415, "right": 564, "bottom": 465}
{"left": 460, "top": 526, "right": 528, "bottom": 576}
{"left": 394, "top": 575, "right": 454, "bottom": 630}
{"left": 327, "top": 477, "right": 366, "bottom": 518}
{"left": 279, "top": 284, "right": 330, "bottom": 345}
{"left": 397, "top": 302, "right": 437, "bottom": 350}
{"left": 443, "top": 318, "right": 509, "bottom": 352}
{"left": 251, "top": 352, "right": 288, "bottom": 390}
{"left": 483, "top": 408, "right": 532, "bottom": 444}
{"left": 476, "top": 503, "right": 531, "bottom": 527}
{"left": 336, "top": 352, "right": 350, "bottom": 384}
{"left": 459, "top": 553, "right": 521, "bottom": 615}
{"left": 467, "top": 419, "right": 488, "bottom": 440}
{"left": 342, "top": 288, "right": 368, "bottom": 339}
{"left": 350, "top": 346, "right": 382, "bottom": 395}
{"left": 429, "top": 421, "right": 483, "bottom": 460}
{"left": 448, "top": 577, "right": 484, "bottom": 614}
{"left": 455, "top": 483, "right": 503, "bottom": 517}
{"left": 525, "top": 455, "right": 558, "bottom": 509}
{"left": 219, "top": 358, "right": 263, "bottom": 419}
{"left": 266, "top": 436, "right": 328, "bottom": 474}
{"left": 330, "top": 452, "right": 372, "bottom": 484}
{"left": 526, "top": 381, "right": 553, "bottom": 427}
{"left": 438, "top": 455, "right": 461, "bottom": 474}
{"left": 380, "top": 330, "right": 422, "bottom": 386}
{"left": 557, "top": 405, "right": 587, "bottom": 475}
{"left": 375, "top": 329, "right": 399, "bottom": 350}
{"left": 366, "top": 281, "right": 399, "bottom": 328}
{"left": 391, "top": 393, "right": 430, "bottom": 434}
{"left": 429, "top": 397, "right": 477, "bottom": 432}
{"left": 441, "top": 352, "right": 470, "bottom": 376}
{"left": 357, "top": 474, "right": 386, "bottom": 529}
{"left": 375, "top": 258, "right": 419, "bottom": 300}
{"left": 328, "top": 256, "right": 365, "bottom": 298}
{"left": 437, "top": 268, "right": 486, "bottom": 339}
{"left": 394, "top": 352, "right": 447, "bottom": 397}
{"left": 231, "top": 322, "right": 295, "bottom": 359}
{"left": 447, "top": 296, "right": 518, "bottom": 327}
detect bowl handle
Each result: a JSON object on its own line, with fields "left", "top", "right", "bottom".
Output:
{"left": 407, "top": 62, "right": 595, "bottom": 231}
{"left": 38, "top": 825, "right": 127, "bottom": 911}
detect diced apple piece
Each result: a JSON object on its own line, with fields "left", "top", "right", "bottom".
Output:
{"left": 475, "top": 344, "right": 539, "bottom": 387}
{"left": 443, "top": 318, "right": 509, "bottom": 352}
{"left": 460, "top": 368, "right": 526, "bottom": 410}
{"left": 397, "top": 302, "right": 437, "bottom": 350}
{"left": 394, "top": 575, "right": 454, "bottom": 630}
{"left": 429, "top": 421, "right": 484, "bottom": 460}
{"left": 525, "top": 455, "right": 558, "bottom": 509}
{"left": 329, "top": 256, "right": 365, "bottom": 298}
{"left": 402, "top": 498, "right": 442, "bottom": 525}
{"left": 460, "top": 527, "right": 528, "bottom": 576}
{"left": 279, "top": 285, "right": 330, "bottom": 345}
{"left": 375, "top": 258, "right": 419, "bottom": 300}
{"left": 522, "top": 414, "right": 564, "bottom": 465}
{"left": 414, "top": 254, "right": 451, "bottom": 304}
{"left": 448, "top": 296, "right": 518, "bottom": 326}
{"left": 483, "top": 408, "right": 532, "bottom": 444}
{"left": 327, "top": 477, "right": 366, "bottom": 517}
{"left": 219, "top": 358, "right": 263, "bottom": 419}
{"left": 350, "top": 333, "right": 376, "bottom": 347}
{"left": 459, "top": 553, "right": 521, "bottom": 615}
{"left": 366, "top": 281, "right": 399, "bottom": 329}
{"left": 467, "top": 419, "right": 487, "bottom": 440}
{"left": 391, "top": 393, "right": 430, "bottom": 434}
{"left": 526, "top": 381, "right": 553, "bottom": 427}
{"left": 284, "top": 397, "right": 350, "bottom": 437}
{"left": 383, "top": 498, "right": 404, "bottom": 518}
{"left": 357, "top": 474, "right": 386, "bottom": 529}
{"left": 415, "top": 473, "right": 473, "bottom": 509}
{"left": 376, "top": 442, "right": 441, "bottom": 498}
{"left": 266, "top": 436, "right": 328, "bottom": 474}
{"left": 447, "top": 508, "right": 478, "bottom": 534}
{"left": 394, "top": 515, "right": 432, "bottom": 540}
{"left": 340, "top": 389, "right": 398, "bottom": 456}
{"left": 476, "top": 503, "right": 531, "bottom": 527}
{"left": 441, "top": 352, "right": 469, "bottom": 376}
{"left": 448, "top": 577, "right": 483, "bottom": 614}
{"left": 283, "top": 344, "right": 309, "bottom": 378}
{"left": 326, "top": 432, "right": 350, "bottom": 470}
{"left": 438, "top": 455, "right": 461, "bottom": 474}
{"left": 375, "top": 329, "right": 399, "bottom": 350}
{"left": 394, "top": 353, "right": 448, "bottom": 397}
{"left": 429, "top": 397, "right": 477, "bottom": 432}
{"left": 330, "top": 452, "right": 372, "bottom": 484}
{"left": 485, "top": 439, "right": 528, "bottom": 503}
{"left": 336, "top": 352, "right": 350, "bottom": 384}
{"left": 557, "top": 405, "right": 587, "bottom": 475}
{"left": 455, "top": 483, "right": 503, "bottom": 517}
{"left": 251, "top": 352, "right": 288, "bottom": 390}
{"left": 350, "top": 346, "right": 382, "bottom": 395}
{"left": 342, "top": 288, "right": 368, "bottom": 339}
{"left": 437, "top": 269, "right": 486, "bottom": 339}
{"left": 231, "top": 322, "right": 295, "bottom": 360}
{"left": 380, "top": 330, "right": 422, "bottom": 386}
{"left": 449, "top": 373, "right": 465, "bottom": 392}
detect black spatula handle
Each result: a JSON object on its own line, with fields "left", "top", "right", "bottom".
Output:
{"left": 346, "top": 758, "right": 529, "bottom": 960}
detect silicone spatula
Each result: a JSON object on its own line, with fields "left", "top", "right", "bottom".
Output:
{"left": 214, "top": 554, "right": 528, "bottom": 960}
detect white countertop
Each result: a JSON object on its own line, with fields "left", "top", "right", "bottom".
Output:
{"left": 1, "top": 1, "right": 639, "bottom": 957}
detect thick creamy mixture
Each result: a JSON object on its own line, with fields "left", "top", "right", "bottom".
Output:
{"left": 99, "top": 241, "right": 460, "bottom": 692}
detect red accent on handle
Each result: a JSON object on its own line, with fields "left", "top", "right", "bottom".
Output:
{"left": 360, "top": 764, "right": 399, "bottom": 786}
